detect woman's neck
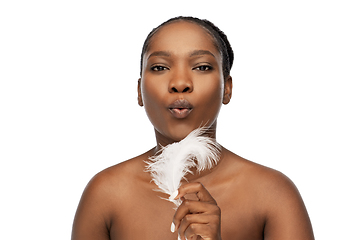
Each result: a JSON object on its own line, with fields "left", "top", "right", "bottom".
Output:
{"left": 184, "top": 145, "right": 225, "bottom": 182}
{"left": 153, "top": 123, "right": 218, "bottom": 154}
{"left": 151, "top": 123, "right": 221, "bottom": 182}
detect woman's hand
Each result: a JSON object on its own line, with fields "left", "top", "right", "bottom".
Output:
{"left": 171, "top": 182, "right": 221, "bottom": 240}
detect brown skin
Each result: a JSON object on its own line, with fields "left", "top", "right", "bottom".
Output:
{"left": 72, "top": 21, "right": 314, "bottom": 240}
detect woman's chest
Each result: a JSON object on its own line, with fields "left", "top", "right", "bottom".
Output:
{"left": 108, "top": 188, "right": 264, "bottom": 240}
{"left": 110, "top": 194, "right": 179, "bottom": 240}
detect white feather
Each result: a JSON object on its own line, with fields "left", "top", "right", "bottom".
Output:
{"left": 145, "top": 127, "right": 221, "bottom": 207}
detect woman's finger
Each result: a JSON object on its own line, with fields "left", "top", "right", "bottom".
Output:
{"left": 177, "top": 213, "right": 220, "bottom": 240}
{"left": 172, "top": 198, "right": 220, "bottom": 232}
{"left": 174, "top": 182, "right": 217, "bottom": 204}
{"left": 183, "top": 223, "right": 219, "bottom": 240}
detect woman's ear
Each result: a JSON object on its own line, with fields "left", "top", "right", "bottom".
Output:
{"left": 222, "top": 76, "right": 232, "bottom": 105}
{"left": 137, "top": 78, "right": 143, "bottom": 106}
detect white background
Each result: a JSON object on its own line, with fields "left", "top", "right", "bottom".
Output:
{"left": 1, "top": 0, "right": 359, "bottom": 239}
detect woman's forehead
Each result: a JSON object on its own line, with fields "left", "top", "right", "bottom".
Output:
{"left": 145, "top": 21, "right": 221, "bottom": 59}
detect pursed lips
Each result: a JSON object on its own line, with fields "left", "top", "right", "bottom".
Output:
{"left": 168, "top": 99, "right": 193, "bottom": 119}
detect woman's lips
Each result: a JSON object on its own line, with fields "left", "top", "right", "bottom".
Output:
{"left": 169, "top": 108, "right": 192, "bottom": 118}
{"left": 168, "top": 99, "right": 193, "bottom": 119}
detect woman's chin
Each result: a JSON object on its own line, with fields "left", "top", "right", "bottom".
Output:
{"left": 155, "top": 125, "right": 196, "bottom": 144}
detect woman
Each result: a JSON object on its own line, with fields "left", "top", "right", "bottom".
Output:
{"left": 72, "top": 16, "right": 314, "bottom": 240}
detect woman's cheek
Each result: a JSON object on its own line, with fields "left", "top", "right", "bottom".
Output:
{"left": 195, "top": 84, "right": 223, "bottom": 122}
{"left": 141, "top": 81, "right": 169, "bottom": 126}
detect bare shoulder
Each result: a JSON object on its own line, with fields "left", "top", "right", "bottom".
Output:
{"left": 81, "top": 149, "right": 153, "bottom": 204}
{"left": 71, "top": 149, "right": 153, "bottom": 240}
{"left": 222, "top": 148, "right": 314, "bottom": 240}
{"left": 223, "top": 148, "right": 301, "bottom": 197}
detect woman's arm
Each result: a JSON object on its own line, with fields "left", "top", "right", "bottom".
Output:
{"left": 71, "top": 174, "right": 112, "bottom": 240}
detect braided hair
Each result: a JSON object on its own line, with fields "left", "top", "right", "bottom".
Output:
{"left": 140, "top": 16, "right": 234, "bottom": 79}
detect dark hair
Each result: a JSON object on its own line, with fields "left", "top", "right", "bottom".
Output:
{"left": 140, "top": 16, "right": 234, "bottom": 79}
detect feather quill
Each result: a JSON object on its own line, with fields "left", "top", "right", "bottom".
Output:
{"left": 145, "top": 127, "right": 221, "bottom": 207}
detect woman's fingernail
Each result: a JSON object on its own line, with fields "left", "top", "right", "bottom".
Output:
{"left": 169, "top": 190, "right": 178, "bottom": 200}
{"left": 171, "top": 222, "right": 175, "bottom": 233}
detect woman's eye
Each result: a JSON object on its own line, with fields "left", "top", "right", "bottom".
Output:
{"left": 151, "top": 66, "right": 168, "bottom": 71}
{"left": 195, "top": 65, "right": 213, "bottom": 71}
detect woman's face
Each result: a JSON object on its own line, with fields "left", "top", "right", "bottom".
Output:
{"left": 139, "top": 21, "right": 232, "bottom": 143}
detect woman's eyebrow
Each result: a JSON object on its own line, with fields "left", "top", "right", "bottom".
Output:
{"left": 189, "top": 50, "right": 215, "bottom": 58}
{"left": 147, "top": 50, "right": 215, "bottom": 60}
{"left": 147, "top": 51, "right": 171, "bottom": 60}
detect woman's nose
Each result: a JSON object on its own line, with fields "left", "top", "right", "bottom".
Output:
{"left": 168, "top": 70, "right": 193, "bottom": 93}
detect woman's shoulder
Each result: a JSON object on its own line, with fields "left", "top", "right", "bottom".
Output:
{"left": 82, "top": 149, "right": 153, "bottom": 201}
{"left": 72, "top": 150, "right": 155, "bottom": 239}
{"left": 222, "top": 151, "right": 314, "bottom": 238}
{"left": 223, "top": 148, "right": 300, "bottom": 199}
